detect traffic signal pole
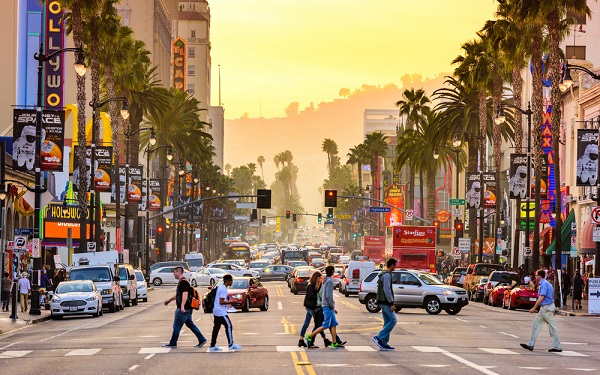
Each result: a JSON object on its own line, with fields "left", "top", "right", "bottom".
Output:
{"left": 338, "top": 195, "right": 432, "bottom": 225}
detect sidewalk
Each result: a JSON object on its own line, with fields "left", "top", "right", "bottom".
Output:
{"left": 0, "top": 306, "right": 52, "bottom": 335}
{"left": 556, "top": 298, "right": 599, "bottom": 317}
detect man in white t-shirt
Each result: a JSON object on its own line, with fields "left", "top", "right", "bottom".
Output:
{"left": 209, "top": 274, "right": 242, "bottom": 352}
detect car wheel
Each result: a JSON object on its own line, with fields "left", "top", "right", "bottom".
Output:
{"left": 293, "top": 287, "right": 298, "bottom": 295}
{"left": 444, "top": 306, "right": 462, "bottom": 315}
{"left": 509, "top": 297, "right": 516, "bottom": 310}
{"left": 365, "top": 294, "right": 381, "bottom": 313}
{"left": 191, "top": 279, "right": 198, "bottom": 287}
{"left": 153, "top": 278, "right": 162, "bottom": 286}
{"left": 344, "top": 289, "right": 350, "bottom": 297}
{"left": 109, "top": 301, "right": 116, "bottom": 313}
{"left": 125, "top": 297, "right": 131, "bottom": 307}
{"left": 424, "top": 297, "right": 442, "bottom": 315}
{"left": 260, "top": 296, "right": 269, "bottom": 311}
{"left": 143, "top": 298, "right": 148, "bottom": 303}
{"left": 210, "top": 278, "right": 216, "bottom": 287}
{"left": 242, "top": 296, "right": 250, "bottom": 312}
{"left": 132, "top": 293, "right": 138, "bottom": 306}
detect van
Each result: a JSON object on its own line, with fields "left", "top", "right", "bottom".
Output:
{"left": 68, "top": 264, "right": 123, "bottom": 313}
{"left": 340, "top": 261, "right": 375, "bottom": 297}
{"left": 184, "top": 252, "right": 205, "bottom": 271}
{"left": 117, "top": 263, "right": 138, "bottom": 307}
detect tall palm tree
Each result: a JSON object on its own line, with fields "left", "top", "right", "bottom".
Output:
{"left": 363, "top": 133, "right": 388, "bottom": 201}
{"left": 224, "top": 164, "right": 232, "bottom": 176}
{"left": 322, "top": 139, "right": 338, "bottom": 175}
{"left": 257, "top": 155, "right": 265, "bottom": 180}
{"left": 346, "top": 143, "right": 368, "bottom": 192}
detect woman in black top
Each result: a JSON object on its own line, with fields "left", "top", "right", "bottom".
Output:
{"left": 573, "top": 271, "right": 585, "bottom": 310}
{"left": 298, "top": 272, "right": 329, "bottom": 348}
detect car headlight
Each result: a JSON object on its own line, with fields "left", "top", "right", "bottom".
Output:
{"left": 232, "top": 294, "right": 243, "bottom": 299}
{"left": 51, "top": 297, "right": 61, "bottom": 303}
{"left": 86, "top": 296, "right": 97, "bottom": 301}
{"left": 443, "top": 290, "right": 454, "bottom": 296}
{"left": 101, "top": 289, "right": 112, "bottom": 295}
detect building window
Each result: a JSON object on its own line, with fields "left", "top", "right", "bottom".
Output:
{"left": 191, "top": 30, "right": 196, "bottom": 38}
{"left": 187, "top": 84, "right": 195, "bottom": 95}
{"left": 188, "top": 65, "right": 195, "bottom": 76}
{"left": 566, "top": 45, "right": 586, "bottom": 60}
{"left": 188, "top": 47, "right": 195, "bottom": 58}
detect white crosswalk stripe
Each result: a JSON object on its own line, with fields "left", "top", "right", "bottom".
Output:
{"left": 0, "top": 350, "right": 31, "bottom": 359}
{"left": 479, "top": 348, "right": 520, "bottom": 355}
{"left": 139, "top": 347, "right": 171, "bottom": 354}
{"left": 555, "top": 351, "right": 588, "bottom": 357}
{"left": 65, "top": 348, "right": 101, "bottom": 356}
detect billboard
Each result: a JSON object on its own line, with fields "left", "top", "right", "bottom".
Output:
{"left": 576, "top": 129, "right": 598, "bottom": 187}
{"left": 13, "top": 109, "right": 65, "bottom": 172}
{"left": 94, "top": 146, "right": 112, "bottom": 192}
{"left": 148, "top": 179, "right": 162, "bottom": 211}
{"left": 482, "top": 172, "right": 496, "bottom": 208}
{"left": 172, "top": 37, "right": 186, "bottom": 91}
{"left": 42, "top": 203, "right": 91, "bottom": 245}
{"left": 385, "top": 184, "right": 404, "bottom": 226}
{"left": 45, "top": 0, "right": 65, "bottom": 109}
{"left": 392, "top": 225, "right": 436, "bottom": 249}
{"left": 112, "top": 166, "right": 126, "bottom": 203}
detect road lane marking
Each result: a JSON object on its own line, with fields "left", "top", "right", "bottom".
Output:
{"left": 422, "top": 365, "right": 451, "bottom": 367}
{"left": 367, "top": 364, "right": 395, "bottom": 367}
{"left": 0, "top": 342, "right": 19, "bottom": 350}
{"left": 498, "top": 332, "right": 519, "bottom": 338}
{"left": 566, "top": 369, "right": 597, "bottom": 372}
{"left": 278, "top": 301, "right": 283, "bottom": 310}
{"left": 316, "top": 364, "right": 348, "bottom": 367}
{"left": 145, "top": 354, "right": 155, "bottom": 360}
{"left": 519, "top": 367, "right": 547, "bottom": 370}
{"left": 413, "top": 346, "right": 499, "bottom": 375}
{"left": 128, "top": 365, "right": 139, "bottom": 372}
{"left": 276, "top": 286, "right": 284, "bottom": 297}
{"left": 339, "top": 300, "right": 359, "bottom": 310}
{"left": 65, "top": 348, "right": 102, "bottom": 356}
{"left": 479, "top": 326, "right": 487, "bottom": 329}
{"left": 413, "top": 346, "right": 446, "bottom": 353}
{"left": 281, "top": 316, "right": 290, "bottom": 334}
{"left": 41, "top": 322, "right": 92, "bottom": 342}
{"left": 139, "top": 347, "right": 171, "bottom": 354}
{"left": 344, "top": 346, "right": 375, "bottom": 352}
{"left": 139, "top": 335, "right": 159, "bottom": 338}
{"left": 277, "top": 346, "right": 306, "bottom": 352}
{"left": 290, "top": 324, "right": 297, "bottom": 335}
{"left": 299, "top": 351, "right": 316, "bottom": 375}
{"left": 555, "top": 351, "right": 588, "bottom": 357}
{"left": 456, "top": 318, "right": 469, "bottom": 322}
{"left": 290, "top": 352, "right": 304, "bottom": 375}
{"left": 0, "top": 350, "right": 31, "bottom": 359}
{"left": 479, "top": 348, "right": 519, "bottom": 355}
{"left": 563, "top": 342, "right": 589, "bottom": 345}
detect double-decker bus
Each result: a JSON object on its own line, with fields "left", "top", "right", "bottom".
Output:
{"left": 227, "top": 242, "right": 251, "bottom": 263}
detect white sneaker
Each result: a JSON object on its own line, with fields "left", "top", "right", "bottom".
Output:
{"left": 209, "top": 346, "right": 222, "bottom": 352}
{"left": 229, "top": 343, "right": 242, "bottom": 350}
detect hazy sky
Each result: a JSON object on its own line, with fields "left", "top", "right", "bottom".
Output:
{"left": 209, "top": 0, "right": 498, "bottom": 119}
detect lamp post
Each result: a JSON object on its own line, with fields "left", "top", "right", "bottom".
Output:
{"left": 562, "top": 63, "right": 600, "bottom": 277}
{"left": 142, "top": 142, "right": 168, "bottom": 272}
{"left": 29, "top": 43, "right": 85, "bottom": 315}
{"left": 452, "top": 135, "right": 462, "bottom": 248}
{"left": 89, "top": 97, "right": 129, "bottom": 253}
{"left": 189, "top": 175, "right": 199, "bottom": 253}
{"left": 497, "top": 102, "right": 533, "bottom": 271}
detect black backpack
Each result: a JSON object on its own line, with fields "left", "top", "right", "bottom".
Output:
{"left": 204, "top": 287, "right": 218, "bottom": 313}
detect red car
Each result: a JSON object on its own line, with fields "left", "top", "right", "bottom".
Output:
{"left": 203, "top": 277, "right": 269, "bottom": 313}
{"left": 502, "top": 283, "right": 538, "bottom": 310}
{"left": 488, "top": 283, "right": 511, "bottom": 307}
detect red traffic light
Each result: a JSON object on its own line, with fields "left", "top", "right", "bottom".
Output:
{"left": 433, "top": 220, "right": 440, "bottom": 227}
{"left": 157, "top": 226, "right": 164, "bottom": 234}
{"left": 324, "top": 189, "right": 337, "bottom": 207}
{"left": 285, "top": 210, "right": 291, "bottom": 219}
{"left": 456, "top": 222, "right": 463, "bottom": 230}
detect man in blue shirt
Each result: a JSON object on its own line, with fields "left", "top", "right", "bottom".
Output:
{"left": 520, "top": 269, "right": 562, "bottom": 352}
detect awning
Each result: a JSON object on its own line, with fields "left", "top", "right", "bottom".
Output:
{"left": 581, "top": 219, "right": 596, "bottom": 252}
{"left": 586, "top": 258, "right": 595, "bottom": 266}
{"left": 539, "top": 227, "right": 555, "bottom": 255}
{"left": 546, "top": 209, "right": 575, "bottom": 255}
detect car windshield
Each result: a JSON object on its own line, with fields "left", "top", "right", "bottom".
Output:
{"left": 56, "top": 282, "right": 93, "bottom": 293}
{"left": 187, "top": 259, "right": 204, "bottom": 267}
{"left": 70, "top": 267, "right": 112, "bottom": 282}
{"left": 418, "top": 273, "right": 444, "bottom": 285}
{"left": 298, "top": 271, "right": 313, "bottom": 277}
{"left": 492, "top": 273, "right": 520, "bottom": 283}
{"left": 290, "top": 261, "right": 307, "bottom": 267}
{"left": 230, "top": 279, "right": 249, "bottom": 289}
{"left": 135, "top": 271, "right": 144, "bottom": 282}
{"left": 250, "top": 262, "right": 268, "bottom": 268}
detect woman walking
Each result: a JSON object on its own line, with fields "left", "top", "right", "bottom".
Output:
{"left": 299, "top": 271, "right": 329, "bottom": 348}
{"left": 573, "top": 271, "right": 584, "bottom": 310}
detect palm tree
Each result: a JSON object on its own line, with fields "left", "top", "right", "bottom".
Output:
{"left": 322, "top": 138, "right": 338, "bottom": 175}
{"left": 257, "top": 155, "right": 265, "bottom": 180}
{"left": 346, "top": 143, "right": 368, "bottom": 192}
{"left": 363, "top": 133, "right": 388, "bottom": 201}
{"left": 224, "top": 164, "right": 232, "bottom": 176}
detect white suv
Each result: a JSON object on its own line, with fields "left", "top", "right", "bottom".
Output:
{"left": 358, "top": 269, "right": 468, "bottom": 315}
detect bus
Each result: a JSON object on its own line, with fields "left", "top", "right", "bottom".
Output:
{"left": 222, "top": 237, "right": 242, "bottom": 257}
{"left": 281, "top": 248, "right": 308, "bottom": 265}
{"left": 227, "top": 242, "right": 251, "bottom": 264}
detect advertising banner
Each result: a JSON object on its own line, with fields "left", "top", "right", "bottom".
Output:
{"left": 112, "top": 166, "right": 126, "bottom": 203}
{"left": 465, "top": 172, "right": 482, "bottom": 209}
{"left": 45, "top": 0, "right": 65, "bottom": 109}
{"left": 392, "top": 226, "right": 436, "bottom": 249}
{"left": 482, "top": 172, "right": 496, "bottom": 208}
{"left": 13, "top": 109, "right": 65, "bottom": 172}
{"left": 385, "top": 184, "right": 404, "bottom": 226}
{"left": 128, "top": 166, "right": 143, "bottom": 203}
{"left": 140, "top": 179, "right": 147, "bottom": 211}
{"left": 42, "top": 203, "right": 91, "bottom": 244}
{"left": 172, "top": 37, "right": 186, "bottom": 92}
{"left": 509, "top": 154, "right": 529, "bottom": 199}
{"left": 576, "top": 129, "right": 599, "bottom": 187}
{"left": 94, "top": 146, "right": 112, "bottom": 192}
{"left": 148, "top": 179, "right": 162, "bottom": 211}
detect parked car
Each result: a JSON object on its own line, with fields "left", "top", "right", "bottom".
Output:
{"left": 206, "top": 263, "right": 260, "bottom": 278}
{"left": 358, "top": 269, "right": 468, "bottom": 315}
{"left": 339, "top": 261, "right": 375, "bottom": 297}
{"left": 117, "top": 264, "right": 138, "bottom": 307}
{"left": 195, "top": 267, "right": 227, "bottom": 286}
{"left": 149, "top": 261, "right": 190, "bottom": 273}
{"left": 134, "top": 269, "right": 148, "bottom": 302}
{"left": 488, "top": 283, "right": 512, "bottom": 307}
{"left": 50, "top": 280, "right": 103, "bottom": 319}
{"left": 503, "top": 283, "right": 538, "bottom": 310}
{"left": 260, "top": 265, "right": 292, "bottom": 281}
{"left": 203, "top": 277, "right": 269, "bottom": 313}
{"left": 149, "top": 266, "right": 202, "bottom": 286}
{"left": 448, "top": 267, "right": 467, "bottom": 287}
{"left": 290, "top": 270, "right": 314, "bottom": 295}
{"left": 482, "top": 271, "right": 521, "bottom": 304}
{"left": 472, "top": 277, "right": 489, "bottom": 302}
{"left": 463, "top": 263, "right": 504, "bottom": 299}
{"left": 68, "top": 264, "right": 123, "bottom": 313}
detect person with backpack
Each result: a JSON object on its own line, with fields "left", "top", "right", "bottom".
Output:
{"left": 373, "top": 258, "right": 397, "bottom": 351}
{"left": 163, "top": 266, "right": 207, "bottom": 349}
{"left": 210, "top": 274, "right": 242, "bottom": 352}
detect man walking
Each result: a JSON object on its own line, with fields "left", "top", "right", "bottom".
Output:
{"left": 520, "top": 269, "right": 562, "bottom": 352}
{"left": 305, "top": 265, "right": 344, "bottom": 349}
{"left": 163, "top": 266, "right": 207, "bottom": 349}
{"left": 18, "top": 272, "right": 30, "bottom": 312}
{"left": 210, "top": 274, "right": 242, "bottom": 352}
{"left": 373, "top": 258, "right": 397, "bottom": 351}
{"left": 2, "top": 272, "right": 11, "bottom": 311}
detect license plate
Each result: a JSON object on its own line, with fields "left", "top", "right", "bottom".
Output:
{"left": 529, "top": 298, "right": 537, "bottom": 302}
{"left": 461, "top": 297, "right": 466, "bottom": 301}
{"left": 69, "top": 306, "right": 78, "bottom": 312}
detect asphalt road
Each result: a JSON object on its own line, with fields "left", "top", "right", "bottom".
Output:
{"left": 0, "top": 281, "right": 599, "bottom": 375}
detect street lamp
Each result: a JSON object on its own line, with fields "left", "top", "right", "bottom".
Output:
{"left": 29, "top": 43, "right": 85, "bottom": 316}
{"left": 496, "top": 101, "right": 533, "bottom": 270}
{"left": 452, "top": 133, "right": 462, "bottom": 248}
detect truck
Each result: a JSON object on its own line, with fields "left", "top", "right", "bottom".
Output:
{"left": 391, "top": 225, "right": 437, "bottom": 273}
{"left": 361, "top": 236, "right": 386, "bottom": 264}
{"left": 72, "top": 250, "right": 119, "bottom": 266}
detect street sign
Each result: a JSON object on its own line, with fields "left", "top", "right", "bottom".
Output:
{"left": 369, "top": 206, "right": 391, "bottom": 213}
{"left": 14, "top": 228, "right": 33, "bottom": 236}
{"left": 31, "top": 238, "right": 41, "bottom": 258}
{"left": 519, "top": 219, "right": 535, "bottom": 230}
{"left": 449, "top": 198, "right": 466, "bottom": 206}
{"left": 594, "top": 227, "right": 600, "bottom": 242}
{"left": 591, "top": 206, "right": 600, "bottom": 224}
{"left": 452, "top": 247, "right": 461, "bottom": 259}
{"left": 458, "top": 238, "right": 470, "bottom": 252}
{"left": 336, "top": 214, "right": 351, "bottom": 219}
{"left": 87, "top": 242, "right": 96, "bottom": 252}
{"left": 452, "top": 208, "right": 463, "bottom": 217}
{"left": 405, "top": 209, "right": 414, "bottom": 220}
{"left": 524, "top": 247, "right": 532, "bottom": 257}
{"left": 324, "top": 220, "right": 335, "bottom": 225}
{"left": 14, "top": 235, "right": 27, "bottom": 251}
{"left": 588, "top": 278, "right": 600, "bottom": 314}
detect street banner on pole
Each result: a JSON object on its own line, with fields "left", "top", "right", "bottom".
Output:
{"left": 94, "top": 146, "right": 112, "bottom": 192}
{"left": 509, "top": 154, "right": 529, "bottom": 199}
{"left": 482, "top": 172, "right": 496, "bottom": 208}
{"left": 465, "top": 173, "right": 482, "bottom": 209}
{"left": 128, "top": 166, "right": 143, "bottom": 204}
{"left": 576, "top": 129, "right": 599, "bottom": 187}
{"left": 148, "top": 179, "right": 161, "bottom": 211}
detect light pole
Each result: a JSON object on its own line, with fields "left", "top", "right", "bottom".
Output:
{"left": 452, "top": 135, "right": 462, "bottom": 248}
{"left": 497, "top": 102, "right": 533, "bottom": 271}
{"left": 562, "top": 63, "right": 600, "bottom": 277}
{"left": 30, "top": 43, "right": 85, "bottom": 315}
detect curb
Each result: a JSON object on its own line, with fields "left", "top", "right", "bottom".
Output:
{"left": 556, "top": 310, "right": 599, "bottom": 317}
{"left": 24, "top": 314, "right": 52, "bottom": 325}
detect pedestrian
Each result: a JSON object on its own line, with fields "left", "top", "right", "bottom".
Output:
{"left": 523, "top": 272, "right": 531, "bottom": 285}
{"left": 520, "top": 269, "right": 562, "bottom": 353}
{"left": 305, "top": 265, "right": 344, "bottom": 349}
{"left": 163, "top": 266, "right": 207, "bottom": 349}
{"left": 2, "top": 272, "right": 11, "bottom": 311}
{"left": 573, "top": 271, "right": 584, "bottom": 310}
{"left": 561, "top": 269, "right": 570, "bottom": 308}
{"left": 299, "top": 271, "right": 328, "bottom": 348}
{"left": 373, "top": 258, "right": 397, "bottom": 351}
{"left": 18, "top": 272, "right": 31, "bottom": 312}
{"left": 209, "top": 274, "right": 242, "bottom": 352}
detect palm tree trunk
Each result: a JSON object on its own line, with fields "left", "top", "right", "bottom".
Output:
{"left": 531, "top": 28, "right": 544, "bottom": 273}
{"left": 426, "top": 168, "right": 436, "bottom": 222}
{"left": 478, "top": 90, "right": 487, "bottom": 170}
{"left": 408, "top": 167, "right": 415, "bottom": 211}
{"left": 493, "top": 72, "right": 502, "bottom": 264}
{"left": 512, "top": 66, "right": 524, "bottom": 271}
{"left": 468, "top": 141, "right": 478, "bottom": 261}
{"left": 104, "top": 64, "right": 121, "bottom": 249}
{"left": 419, "top": 170, "right": 424, "bottom": 219}
{"left": 358, "top": 162, "right": 363, "bottom": 192}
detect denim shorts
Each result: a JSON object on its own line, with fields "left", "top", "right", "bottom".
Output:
{"left": 322, "top": 306, "right": 338, "bottom": 329}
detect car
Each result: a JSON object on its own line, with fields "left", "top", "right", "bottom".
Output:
{"left": 339, "top": 256, "right": 351, "bottom": 265}
{"left": 206, "top": 263, "right": 260, "bottom": 278}
{"left": 203, "top": 277, "right": 269, "bottom": 313}
{"left": 291, "top": 270, "right": 314, "bottom": 295}
{"left": 310, "top": 258, "right": 325, "bottom": 268}
{"left": 195, "top": 267, "right": 227, "bottom": 286}
{"left": 134, "top": 269, "right": 148, "bottom": 302}
{"left": 503, "top": 283, "right": 538, "bottom": 310}
{"left": 472, "top": 277, "right": 489, "bottom": 302}
{"left": 68, "top": 265, "right": 123, "bottom": 313}
{"left": 488, "top": 283, "right": 512, "bottom": 307}
{"left": 448, "top": 267, "right": 467, "bottom": 287}
{"left": 339, "top": 261, "right": 375, "bottom": 297}
{"left": 313, "top": 233, "right": 320, "bottom": 238}
{"left": 222, "top": 259, "right": 247, "bottom": 268}
{"left": 482, "top": 271, "right": 521, "bottom": 304}
{"left": 149, "top": 266, "right": 202, "bottom": 286}
{"left": 50, "top": 280, "right": 103, "bottom": 319}
{"left": 286, "top": 266, "right": 316, "bottom": 287}
{"left": 463, "top": 263, "right": 504, "bottom": 299}
{"left": 184, "top": 252, "right": 205, "bottom": 271}
{"left": 289, "top": 261, "right": 308, "bottom": 268}
{"left": 248, "top": 261, "right": 269, "bottom": 272}
{"left": 117, "top": 264, "right": 138, "bottom": 307}
{"left": 260, "top": 265, "right": 292, "bottom": 281}
{"left": 358, "top": 269, "right": 468, "bottom": 315}
{"left": 149, "top": 261, "right": 190, "bottom": 273}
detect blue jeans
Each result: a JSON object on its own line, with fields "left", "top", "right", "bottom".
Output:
{"left": 300, "top": 308, "right": 325, "bottom": 338}
{"left": 169, "top": 308, "right": 206, "bottom": 346}
{"left": 376, "top": 304, "right": 397, "bottom": 346}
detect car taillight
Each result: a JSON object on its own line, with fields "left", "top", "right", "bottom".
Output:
{"left": 486, "top": 282, "right": 491, "bottom": 289}
{"left": 296, "top": 278, "right": 302, "bottom": 282}
{"left": 352, "top": 269, "right": 360, "bottom": 279}
{"left": 360, "top": 283, "right": 362, "bottom": 292}
{"left": 345, "top": 278, "right": 349, "bottom": 285}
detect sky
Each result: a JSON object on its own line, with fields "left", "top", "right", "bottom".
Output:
{"left": 209, "top": 0, "right": 499, "bottom": 119}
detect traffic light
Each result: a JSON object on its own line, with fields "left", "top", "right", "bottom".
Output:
{"left": 433, "top": 220, "right": 440, "bottom": 242}
{"left": 455, "top": 219, "right": 464, "bottom": 238}
{"left": 292, "top": 213, "right": 297, "bottom": 222}
{"left": 327, "top": 208, "right": 333, "bottom": 219}
{"left": 155, "top": 249, "right": 160, "bottom": 256}
{"left": 353, "top": 233, "right": 357, "bottom": 238}
{"left": 262, "top": 215, "right": 266, "bottom": 224}
{"left": 256, "top": 189, "right": 272, "bottom": 209}
{"left": 318, "top": 213, "right": 322, "bottom": 223}
{"left": 324, "top": 189, "right": 337, "bottom": 207}
{"left": 251, "top": 209, "right": 257, "bottom": 221}
{"left": 286, "top": 210, "right": 291, "bottom": 219}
